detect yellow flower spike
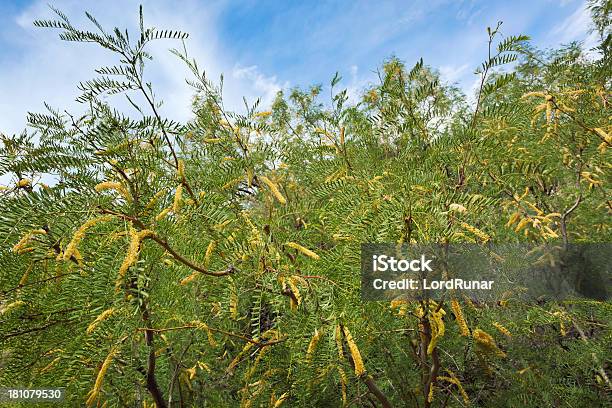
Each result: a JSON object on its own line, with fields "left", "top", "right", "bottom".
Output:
{"left": 493, "top": 322, "right": 512, "bottom": 337}
{"left": 306, "top": 328, "right": 325, "bottom": 363}
{"left": 335, "top": 325, "right": 344, "bottom": 361}
{"left": 180, "top": 272, "right": 198, "bottom": 286}
{"left": 177, "top": 159, "right": 185, "bottom": 179}
{"left": 204, "top": 240, "right": 216, "bottom": 268}
{"left": 287, "top": 277, "right": 302, "bottom": 308}
{"left": 521, "top": 91, "right": 546, "bottom": 99}
{"left": 459, "top": 222, "right": 490, "bottom": 243}
{"left": 12, "top": 229, "right": 47, "bottom": 254}
{"left": 427, "top": 384, "right": 435, "bottom": 403}
{"left": 272, "top": 392, "right": 289, "bottom": 407}
{"left": 342, "top": 326, "right": 366, "bottom": 377}
{"left": 506, "top": 212, "right": 521, "bottom": 227}
{"left": 173, "top": 185, "right": 183, "bottom": 213}
{"left": 144, "top": 190, "right": 165, "bottom": 213}
{"left": 259, "top": 175, "right": 286, "bottom": 205}
{"left": 86, "top": 347, "right": 118, "bottom": 407}
{"left": 514, "top": 218, "right": 530, "bottom": 233}
{"left": 255, "top": 111, "right": 272, "bottom": 118}
{"left": 63, "top": 216, "right": 114, "bottom": 261}
{"left": 439, "top": 370, "right": 469, "bottom": 404}
{"left": 17, "top": 178, "right": 31, "bottom": 188}
{"left": 86, "top": 308, "right": 115, "bottom": 335}
{"left": 285, "top": 242, "right": 320, "bottom": 260}
{"left": 155, "top": 207, "right": 172, "bottom": 221}
{"left": 427, "top": 308, "right": 446, "bottom": 354}
{"left": 115, "top": 228, "right": 154, "bottom": 289}
{"left": 473, "top": 328, "right": 506, "bottom": 357}
{"left": 451, "top": 299, "right": 470, "bottom": 336}
{"left": 337, "top": 367, "right": 348, "bottom": 405}
{"left": 94, "top": 181, "right": 131, "bottom": 202}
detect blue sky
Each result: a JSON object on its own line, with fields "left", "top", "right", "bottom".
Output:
{"left": 0, "top": 0, "right": 598, "bottom": 136}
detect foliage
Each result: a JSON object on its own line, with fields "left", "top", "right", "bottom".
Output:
{"left": 1, "top": 5, "right": 610, "bottom": 408}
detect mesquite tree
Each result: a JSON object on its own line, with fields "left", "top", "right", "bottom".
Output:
{"left": 1, "top": 5, "right": 610, "bottom": 407}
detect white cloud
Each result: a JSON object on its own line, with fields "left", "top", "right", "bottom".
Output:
{"left": 549, "top": 2, "right": 599, "bottom": 51}
{"left": 232, "top": 65, "right": 289, "bottom": 107}
{"left": 0, "top": 0, "right": 286, "bottom": 136}
{"left": 439, "top": 63, "right": 470, "bottom": 85}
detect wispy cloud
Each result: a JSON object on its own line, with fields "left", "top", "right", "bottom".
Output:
{"left": 0, "top": 0, "right": 286, "bottom": 136}
{"left": 549, "top": 1, "right": 599, "bottom": 50}
{"left": 0, "top": 0, "right": 600, "bottom": 139}
{"left": 232, "top": 65, "right": 288, "bottom": 107}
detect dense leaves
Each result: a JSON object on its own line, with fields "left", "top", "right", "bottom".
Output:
{"left": 1, "top": 5, "right": 610, "bottom": 407}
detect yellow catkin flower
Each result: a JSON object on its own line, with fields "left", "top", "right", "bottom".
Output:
{"left": 229, "top": 284, "right": 238, "bottom": 319}
{"left": 506, "top": 212, "right": 521, "bottom": 227}
{"left": 272, "top": 392, "right": 289, "bottom": 407}
{"left": 493, "top": 322, "right": 512, "bottom": 337}
{"left": 40, "top": 356, "right": 61, "bottom": 373}
{"left": 204, "top": 240, "right": 216, "bottom": 268}
{"left": 19, "top": 263, "right": 34, "bottom": 286}
{"left": 17, "top": 178, "right": 31, "bottom": 188}
{"left": 342, "top": 326, "right": 366, "bottom": 377}
{"left": 173, "top": 185, "right": 183, "bottom": 213}
{"left": 460, "top": 222, "right": 490, "bottom": 242}
{"left": 115, "top": 229, "right": 154, "bottom": 289}
{"left": 177, "top": 159, "right": 185, "bottom": 179}
{"left": 473, "top": 328, "right": 506, "bottom": 357}
{"left": 287, "top": 277, "right": 302, "bottom": 307}
{"left": 1, "top": 300, "right": 26, "bottom": 315}
{"left": 180, "top": 272, "right": 198, "bottom": 285}
{"left": 427, "top": 384, "right": 435, "bottom": 403}
{"left": 449, "top": 203, "right": 467, "bottom": 213}
{"left": 259, "top": 176, "right": 286, "bottom": 205}
{"left": 337, "top": 367, "right": 348, "bottom": 405}
{"left": 94, "top": 181, "right": 131, "bottom": 202}
{"left": 255, "top": 111, "right": 272, "bottom": 118}
{"left": 86, "top": 308, "right": 115, "bottom": 334}
{"left": 521, "top": 91, "right": 546, "bottom": 99}
{"left": 194, "top": 321, "right": 217, "bottom": 347}
{"left": 335, "top": 325, "right": 344, "bottom": 361}
{"left": 12, "top": 229, "right": 46, "bottom": 254}
{"left": 63, "top": 216, "right": 113, "bottom": 261}
{"left": 155, "top": 207, "right": 172, "bottom": 221}
{"left": 285, "top": 242, "right": 320, "bottom": 260}
{"left": 451, "top": 299, "right": 470, "bottom": 336}
{"left": 222, "top": 176, "right": 243, "bottom": 190}
{"left": 144, "top": 190, "right": 165, "bottom": 213}
{"left": 439, "top": 371, "right": 469, "bottom": 404}
{"left": 428, "top": 308, "right": 446, "bottom": 355}
{"left": 117, "top": 228, "right": 140, "bottom": 278}
{"left": 86, "top": 347, "right": 118, "bottom": 407}
{"left": 306, "top": 328, "right": 324, "bottom": 363}
{"left": 227, "top": 342, "right": 255, "bottom": 373}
